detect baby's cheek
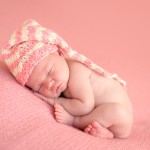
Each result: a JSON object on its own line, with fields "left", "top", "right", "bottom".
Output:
{"left": 39, "top": 87, "right": 49, "bottom": 97}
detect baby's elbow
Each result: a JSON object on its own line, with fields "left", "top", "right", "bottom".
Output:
{"left": 81, "top": 101, "right": 95, "bottom": 115}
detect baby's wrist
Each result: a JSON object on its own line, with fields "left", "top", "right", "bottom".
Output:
{"left": 54, "top": 97, "right": 62, "bottom": 105}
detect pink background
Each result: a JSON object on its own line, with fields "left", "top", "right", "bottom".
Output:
{"left": 0, "top": 0, "right": 150, "bottom": 148}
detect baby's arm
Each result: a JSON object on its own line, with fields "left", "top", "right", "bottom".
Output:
{"left": 34, "top": 92, "right": 55, "bottom": 105}
{"left": 57, "top": 96, "right": 94, "bottom": 116}
{"left": 57, "top": 61, "right": 95, "bottom": 116}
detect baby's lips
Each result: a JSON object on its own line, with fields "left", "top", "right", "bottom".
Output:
{"left": 56, "top": 83, "right": 62, "bottom": 91}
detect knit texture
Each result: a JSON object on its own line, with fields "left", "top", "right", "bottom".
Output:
{"left": 2, "top": 20, "right": 126, "bottom": 86}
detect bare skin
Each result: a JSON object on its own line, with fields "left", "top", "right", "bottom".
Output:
{"left": 26, "top": 53, "right": 133, "bottom": 139}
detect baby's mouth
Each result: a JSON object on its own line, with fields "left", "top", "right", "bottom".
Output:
{"left": 57, "top": 83, "right": 62, "bottom": 90}
{"left": 51, "top": 83, "right": 62, "bottom": 94}
{"left": 48, "top": 80, "right": 63, "bottom": 94}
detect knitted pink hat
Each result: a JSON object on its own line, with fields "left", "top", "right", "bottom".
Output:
{"left": 2, "top": 19, "right": 126, "bottom": 86}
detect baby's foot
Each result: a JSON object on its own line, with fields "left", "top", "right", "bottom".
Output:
{"left": 54, "top": 104, "right": 74, "bottom": 126}
{"left": 84, "top": 121, "right": 113, "bottom": 139}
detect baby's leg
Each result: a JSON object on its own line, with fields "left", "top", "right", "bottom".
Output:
{"left": 74, "top": 103, "right": 133, "bottom": 139}
{"left": 54, "top": 104, "right": 113, "bottom": 139}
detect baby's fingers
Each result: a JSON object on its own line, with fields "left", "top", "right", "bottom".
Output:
{"left": 34, "top": 92, "right": 55, "bottom": 105}
{"left": 34, "top": 92, "right": 48, "bottom": 100}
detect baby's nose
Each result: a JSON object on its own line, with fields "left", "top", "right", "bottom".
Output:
{"left": 47, "top": 79, "right": 55, "bottom": 90}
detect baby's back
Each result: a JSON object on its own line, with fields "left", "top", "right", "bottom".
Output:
{"left": 65, "top": 59, "right": 132, "bottom": 112}
{"left": 90, "top": 70, "right": 132, "bottom": 112}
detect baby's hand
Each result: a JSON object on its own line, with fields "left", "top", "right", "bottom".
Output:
{"left": 34, "top": 92, "right": 55, "bottom": 106}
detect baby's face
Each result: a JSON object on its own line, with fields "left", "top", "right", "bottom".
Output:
{"left": 26, "top": 53, "right": 69, "bottom": 98}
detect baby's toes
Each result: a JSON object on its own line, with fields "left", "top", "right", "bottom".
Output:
{"left": 84, "top": 124, "right": 93, "bottom": 133}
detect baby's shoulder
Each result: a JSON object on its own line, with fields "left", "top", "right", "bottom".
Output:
{"left": 66, "top": 59, "right": 91, "bottom": 87}
{"left": 66, "top": 59, "right": 91, "bottom": 76}
{"left": 65, "top": 60, "right": 94, "bottom": 98}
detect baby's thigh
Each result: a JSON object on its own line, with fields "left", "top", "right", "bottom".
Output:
{"left": 94, "top": 103, "right": 133, "bottom": 138}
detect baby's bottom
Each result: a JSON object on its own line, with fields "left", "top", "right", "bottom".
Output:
{"left": 54, "top": 103, "right": 132, "bottom": 139}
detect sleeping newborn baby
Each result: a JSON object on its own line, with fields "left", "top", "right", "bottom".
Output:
{"left": 2, "top": 20, "right": 133, "bottom": 139}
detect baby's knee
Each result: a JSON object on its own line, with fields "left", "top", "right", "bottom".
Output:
{"left": 111, "top": 103, "right": 132, "bottom": 122}
{"left": 110, "top": 103, "right": 133, "bottom": 138}
{"left": 111, "top": 122, "right": 132, "bottom": 138}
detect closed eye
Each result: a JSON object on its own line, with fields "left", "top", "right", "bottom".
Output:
{"left": 48, "top": 65, "right": 54, "bottom": 75}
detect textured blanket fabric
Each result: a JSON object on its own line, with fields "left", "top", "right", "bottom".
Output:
{"left": 0, "top": 60, "right": 150, "bottom": 150}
